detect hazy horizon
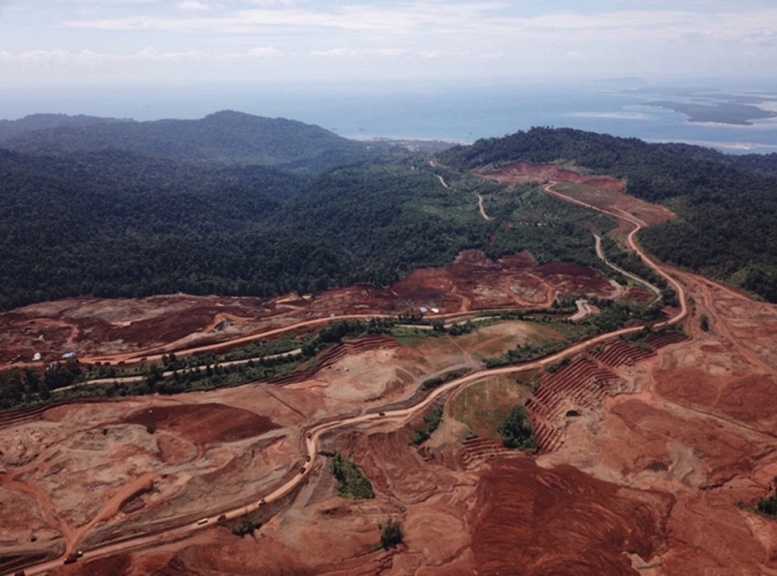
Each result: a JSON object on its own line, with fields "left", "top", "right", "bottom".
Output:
{"left": 3, "top": 1, "right": 777, "bottom": 153}
{"left": 3, "top": 78, "right": 777, "bottom": 154}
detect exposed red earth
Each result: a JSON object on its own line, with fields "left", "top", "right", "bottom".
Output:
{"left": 4, "top": 162, "right": 777, "bottom": 575}
{"left": 0, "top": 249, "right": 617, "bottom": 367}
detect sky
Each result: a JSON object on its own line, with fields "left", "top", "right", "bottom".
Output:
{"left": 2, "top": 0, "right": 777, "bottom": 88}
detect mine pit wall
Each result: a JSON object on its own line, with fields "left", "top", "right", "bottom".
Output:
{"left": 526, "top": 333, "right": 688, "bottom": 454}
{"left": 80, "top": 454, "right": 307, "bottom": 551}
{"left": 0, "top": 397, "right": 118, "bottom": 431}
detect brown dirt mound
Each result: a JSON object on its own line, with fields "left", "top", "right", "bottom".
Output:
{"left": 472, "top": 459, "right": 672, "bottom": 576}
{"left": 122, "top": 403, "right": 278, "bottom": 446}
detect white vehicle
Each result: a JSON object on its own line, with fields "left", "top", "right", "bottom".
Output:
{"left": 197, "top": 518, "right": 208, "bottom": 525}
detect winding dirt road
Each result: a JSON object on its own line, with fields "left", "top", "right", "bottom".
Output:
{"left": 543, "top": 182, "right": 688, "bottom": 325}
{"left": 593, "top": 233, "right": 661, "bottom": 299}
{"left": 435, "top": 173, "right": 491, "bottom": 221}
{"left": 477, "top": 194, "right": 492, "bottom": 221}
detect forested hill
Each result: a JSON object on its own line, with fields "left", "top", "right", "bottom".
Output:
{"left": 0, "top": 141, "right": 613, "bottom": 311}
{"left": 0, "top": 111, "right": 368, "bottom": 174}
{"left": 4, "top": 117, "right": 777, "bottom": 311}
{"left": 437, "top": 127, "right": 777, "bottom": 302}
{"left": 0, "top": 113, "right": 128, "bottom": 141}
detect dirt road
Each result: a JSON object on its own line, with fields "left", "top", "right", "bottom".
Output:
{"left": 477, "top": 194, "right": 491, "bottom": 220}
{"left": 593, "top": 233, "right": 661, "bottom": 298}
{"left": 435, "top": 173, "right": 491, "bottom": 221}
{"left": 543, "top": 182, "right": 688, "bottom": 325}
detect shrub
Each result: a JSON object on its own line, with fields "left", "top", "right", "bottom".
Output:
{"left": 380, "top": 519, "right": 403, "bottom": 549}
{"left": 330, "top": 453, "right": 375, "bottom": 499}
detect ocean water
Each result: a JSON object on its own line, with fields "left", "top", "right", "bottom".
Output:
{"left": 2, "top": 79, "right": 777, "bottom": 154}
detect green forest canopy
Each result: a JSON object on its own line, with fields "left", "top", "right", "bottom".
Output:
{"left": 2, "top": 116, "right": 777, "bottom": 310}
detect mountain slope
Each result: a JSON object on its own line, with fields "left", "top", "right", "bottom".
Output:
{"left": 0, "top": 113, "right": 128, "bottom": 141}
{"left": 437, "top": 127, "right": 777, "bottom": 302}
{"left": 1, "top": 111, "right": 367, "bottom": 174}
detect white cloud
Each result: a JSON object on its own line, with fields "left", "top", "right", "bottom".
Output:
{"left": 309, "top": 48, "right": 407, "bottom": 59}
{"left": 0, "top": 46, "right": 282, "bottom": 65}
{"left": 178, "top": 1, "right": 211, "bottom": 11}
{"left": 6, "top": 1, "right": 777, "bottom": 84}
{"left": 568, "top": 111, "right": 649, "bottom": 120}
{"left": 246, "top": 46, "right": 277, "bottom": 57}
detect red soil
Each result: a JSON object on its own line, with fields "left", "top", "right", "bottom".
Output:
{"left": 472, "top": 458, "right": 671, "bottom": 576}
{"left": 533, "top": 261, "right": 616, "bottom": 295}
{"left": 60, "top": 553, "right": 131, "bottom": 576}
{"left": 122, "top": 403, "right": 278, "bottom": 446}
{"left": 478, "top": 161, "right": 626, "bottom": 192}
{"left": 0, "top": 250, "right": 616, "bottom": 364}
{"left": 625, "top": 286, "right": 655, "bottom": 303}
{"left": 476, "top": 161, "right": 675, "bottom": 227}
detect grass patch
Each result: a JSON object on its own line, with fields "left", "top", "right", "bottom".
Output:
{"left": 421, "top": 368, "right": 471, "bottom": 391}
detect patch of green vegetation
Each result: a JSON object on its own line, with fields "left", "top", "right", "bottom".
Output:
{"left": 619, "top": 327, "right": 653, "bottom": 350}
{"left": 483, "top": 338, "right": 568, "bottom": 369}
{"left": 410, "top": 406, "right": 444, "bottom": 445}
{"left": 379, "top": 519, "right": 403, "bottom": 549}
{"left": 497, "top": 405, "right": 537, "bottom": 450}
{"left": 600, "top": 235, "right": 665, "bottom": 292}
{"left": 741, "top": 477, "right": 777, "bottom": 520}
{"left": 232, "top": 518, "right": 263, "bottom": 537}
{"left": 449, "top": 377, "right": 530, "bottom": 438}
{"left": 330, "top": 453, "right": 375, "bottom": 499}
{"left": 483, "top": 298, "right": 666, "bottom": 369}
{"left": 545, "top": 357, "right": 571, "bottom": 374}
{"left": 421, "top": 369, "right": 471, "bottom": 391}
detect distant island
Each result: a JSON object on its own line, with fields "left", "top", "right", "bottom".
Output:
{"left": 644, "top": 100, "right": 777, "bottom": 125}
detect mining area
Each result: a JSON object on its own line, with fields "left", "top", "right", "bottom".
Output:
{"left": 2, "top": 165, "right": 777, "bottom": 575}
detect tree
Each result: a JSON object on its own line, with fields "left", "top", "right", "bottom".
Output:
{"left": 380, "top": 519, "right": 403, "bottom": 549}
{"left": 497, "top": 406, "right": 537, "bottom": 450}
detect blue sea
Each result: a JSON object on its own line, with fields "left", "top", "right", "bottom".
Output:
{"left": 2, "top": 78, "right": 777, "bottom": 154}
